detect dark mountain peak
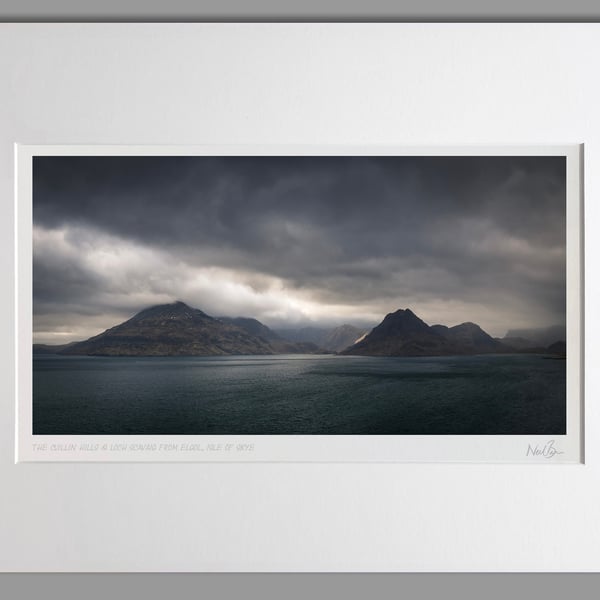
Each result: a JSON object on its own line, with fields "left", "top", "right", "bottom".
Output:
{"left": 450, "top": 322, "right": 484, "bottom": 333}
{"left": 151, "top": 300, "right": 188, "bottom": 309}
{"left": 378, "top": 308, "right": 430, "bottom": 333}
{"left": 389, "top": 307, "right": 416, "bottom": 317}
{"left": 129, "top": 301, "right": 211, "bottom": 323}
{"left": 344, "top": 307, "right": 451, "bottom": 356}
{"left": 343, "top": 308, "right": 510, "bottom": 357}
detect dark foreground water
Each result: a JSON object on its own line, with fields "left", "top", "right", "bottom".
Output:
{"left": 33, "top": 354, "right": 566, "bottom": 435}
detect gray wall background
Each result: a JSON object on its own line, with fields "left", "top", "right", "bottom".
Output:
{"left": 1, "top": 0, "right": 598, "bottom": 598}
{"left": 2, "top": 0, "right": 600, "bottom": 21}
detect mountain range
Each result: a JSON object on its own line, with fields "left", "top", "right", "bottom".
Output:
{"left": 33, "top": 301, "right": 566, "bottom": 358}
{"left": 217, "top": 316, "right": 322, "bottom": 354}
{"left": 275, "top": 324, "right": 367, "bottom": 353}
{"left": 343, "top": 309, "right": 565, "bottom": 357}
{"left": 52, "top": 302, "right": 321, "bottom": 357}
{"left": 343, "top": 309, "right": 508, "bottom": 356}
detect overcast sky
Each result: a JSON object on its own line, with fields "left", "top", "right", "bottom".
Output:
{"left": 32, "top": 155, "right": 566, "bottom": 344}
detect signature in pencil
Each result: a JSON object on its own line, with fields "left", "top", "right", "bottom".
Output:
{"left": 526, "top": 439, "right": 564, "bottom": 459}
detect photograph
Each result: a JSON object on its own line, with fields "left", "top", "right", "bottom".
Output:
{"left": 4, "top": 18, "right": 597, "bottom": 580}
{"left": 32, "top": 154, "right": 567, "bottom": 436}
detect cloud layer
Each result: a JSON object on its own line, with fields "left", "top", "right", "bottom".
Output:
{"left": 33, "top": 155, "right": 566, "bottom": 343}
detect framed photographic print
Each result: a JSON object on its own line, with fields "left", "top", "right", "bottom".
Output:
{"left": 16, "top": 144, "right": 582, "bottom": 464}
{"left": 1, "top": 23, "right": 598, "bottom": 572}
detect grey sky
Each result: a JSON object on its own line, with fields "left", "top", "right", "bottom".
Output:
{"left": 32, "top": 155, "right": 566, "bottom": 344}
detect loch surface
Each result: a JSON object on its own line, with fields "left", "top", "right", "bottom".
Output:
{"left": 33, "top": 353, "right": 566, "bottom": 435}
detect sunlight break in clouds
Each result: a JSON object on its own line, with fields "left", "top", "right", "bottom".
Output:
{"left": 32, "top": 155, "right": 567, "bottom": 343}
{"left": 32, "top": 224, "right": 378, "bottom": 343}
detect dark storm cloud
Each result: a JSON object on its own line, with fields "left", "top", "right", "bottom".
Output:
{"left": 32, "top": 155, "right": 566, "bottom": 341}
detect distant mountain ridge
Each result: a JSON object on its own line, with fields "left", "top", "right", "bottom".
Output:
{"left": 218, "top": 316, "right": 322, "bottom": 354}
{"left": 275, "top": 324, "right": 367, "bottom": 353}
{"left": 503, "top": 325, "right": 566, "bottom": 348}
{"left": 58, "top": 301, "right": 272, "bottom": 356}
{"left": 343, "top": 309, "right": 564, "bottom": 357}
{"left": 52, "top": 301, "right": 323, "bottom": 357}
{"left": 33, "top": 302, "right": 566, "bottom": 358}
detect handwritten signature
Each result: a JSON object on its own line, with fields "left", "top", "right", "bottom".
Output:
{"left": 526, "top": 439, "right": 564, "bottom": 459}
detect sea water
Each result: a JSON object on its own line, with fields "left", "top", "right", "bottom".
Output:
{"left": 32, "top": 353, "right": 566, "bottom": 435}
